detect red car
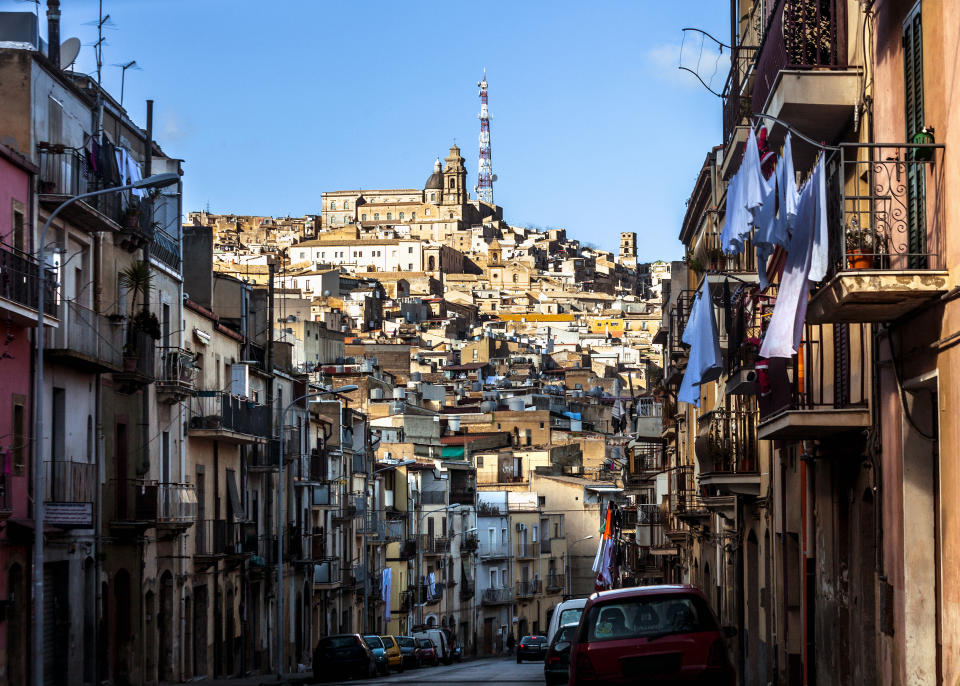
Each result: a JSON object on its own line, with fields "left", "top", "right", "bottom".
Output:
{"left": 416, "top": 637, "right": 439, "bottom": 666}
{"left": 567, "top": 585, "right": 735, "bottom": 685}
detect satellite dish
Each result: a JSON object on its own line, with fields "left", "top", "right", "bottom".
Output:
{"left": 60, "top": 38, "right": 81, "bottom": 70}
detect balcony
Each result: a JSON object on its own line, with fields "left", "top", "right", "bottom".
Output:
{"left": 546, "top": 573, "right": 565, "bottom": 593}
{"left": 752, "top": 0, "right": 857, "bottom": 143}
{"left": 360, "top": 514, "right": 387, "bottom": 540}
{"left": 313, "top": 558, "right": 341, "bottom": 588}
{"left": 155, "top": 483, "right": 198, "bottom": 532}
{"left": 332, "top": 503, "right": 358, "bottom": 523}
{"left": 515, "top": 579, "right": 542, "bottom": 599}
{"left": 757, "top": 323, "right": 871, "bottom": 440}
{"left": 311, "top": 483, "right": 340, "bottom": 508}
{"left": 806, "top": 143, "right": 948, "bottom": 324}
{"left": 461, "top": 533, "right": 479, "bottom": 553}
{"left": 0, "top": 244, "right": 57, "bottom": 326}
{"left": 194, "top": 519, "right": 249, "bottom": 562}
{"left": 516, "top": 540, "right": 540, "bottom": 559}
{"left": 44, "top": 301, "right": 122, "bottom": 372}
{"left": 481, "top": 588, "right": 513, "bottom": 606}
{"left": 625, "top": 441, "right": 663, "bottom": 486}
{"left": 420, "top": 582, "right": 443, "bottom": 605}
{"left": 695, "top": 408, "right": 761, "bottom": 497}
{"left": 156, "top": 347, "right": 197, "bottom": 402}
{"left": 479, "top": 543, "right": 511, "bottom": 561}
{"left": 721, "top": 45, "right": 759, "bottom": 147}
{"left": 247, "top": 441, "right": 278, "bottom": 472}
{"left": 106, "top": 477, "right": 196, "bottom": 535}
{"left": 113, "top": 331, "right": 156, "bottom": 393}
{"left": 37, "top": 147, "right": 123, "bottom": 233}
{"left": 450, "top": 485, "right": 476, "bottom": 506}
{"left": 459, "top": 578, "right": 475, "bottom": 599}
{"left": 188, "top": 391, "right": 271, "bottom": 444}
{"left": 421, "top": 535, "right": 448, "bottom": 556}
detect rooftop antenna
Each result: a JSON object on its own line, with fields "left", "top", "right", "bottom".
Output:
{"left": 113, "top": 59, "right": 141, "bottom": 106}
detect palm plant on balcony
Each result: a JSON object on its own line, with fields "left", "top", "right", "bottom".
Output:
{"left": 119, "top": 260, "right": 160, "bottom": 362}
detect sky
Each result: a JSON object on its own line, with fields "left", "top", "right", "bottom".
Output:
{"left": 5, "top": 0, "right": 731, "bottom": 260}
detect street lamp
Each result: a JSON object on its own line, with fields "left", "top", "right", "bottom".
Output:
{"left": 565, "top": 535, "right": 594, "bottom": 600}
{"left": 417, "top": 503, "right": 460, "bottom": 627}
{"left": 363, "top": 458, "right": 415, "bottom": 634}
{"left": 31, "top": 171, "right": 179, "bottom": 686}
{"left": 275, "top": 384, "right": 357, "bottom": 679}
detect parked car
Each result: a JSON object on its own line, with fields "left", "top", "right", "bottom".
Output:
{"left": 380, "top": 635, "right": 405, "bottom": 671}
{"left": 396, "top": 635, "right": 420, "bottom": 668}
{"left": 416, "top": 637, "right": 440, "bottom": 666}
{"left": 567, "top": 585, "right": 736, "bottom": 686}
{"left": 313, "top": 634, "right": 377, "bottom": 681}
{"left": 361, "top": 635, "right": 390, "bottom": 676}
{"left": 543, "top": 624, "right": 578, "bottom": 685}
{"left": 412, "top": 628, "right": 452, "bottom": 664}
{"left": 547, "top": 597, "right": 588, "bottom": 644}
{"left": 516, "top": 634, "right": 548, "bottom": 663}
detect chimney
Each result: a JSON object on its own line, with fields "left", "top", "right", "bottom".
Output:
{"left": 47, "top": 1, "right": 61, "bottom": 67}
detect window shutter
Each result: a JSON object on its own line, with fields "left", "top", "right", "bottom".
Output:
{"left": 902, "top": 4, "right": 927, "bottom": 266}
{"left": 832, "top": 323, "right": 851, "bottom": 408}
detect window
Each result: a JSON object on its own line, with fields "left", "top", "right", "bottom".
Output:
{"left": 513, "top": 273, "right": 519, "bottom": 283}
{"left": 501, "top": 569, "right": 508, "bottom": 586}
{"left": 539, "top": 422, "right": 544, "bottom": 429}
{"left": 387, "top": 213, "right": 392, "bottom": 220}
{"left": 490, "top": 570, "right": 497, "bottom": 588}
{"left": 408, "top": 263, "right": 413, "bottom": 270}
{"left": 488, "top": 528, "right": 495, "bottom": 548}
{"left": 399, "top": 212, "right": 404, "bottom": 220}
{"left": 408, "top": 246, "right": 414, "bottom": 253}
{"left": 500, "top": 527, "right": 506, "bottom": 545}
{"left": 11, "top": 394, "right": 26, "bottom": 474}
{"left": 411, "top": 212, "right": 416, "bottom": 220}
{"left": 425, "top": 209, "right": 430, "bottom": 216}
{"left": 12, "top": 205, "right": 25, "bottom": 252}
{"left": 449, "top": 178, "right": 455, "bottom": 189}
{"left": 330, "top": 201, "right": 336, "bottom": 210}
{"left": 344, "top": 200, "right": 350, "bottom": 209}
{"left": 903, "top": 4, "right": 927, "bottom": 263}
{"left": 449, "top": 212, "right": 454, "bottom": 219}
{"left": 361, "top": 213, "right": 367, "bottom": 221}
{"left": 305, "top": 280, "right": 311, "bottom": 291}
{"left": 477, "top": 455, "right": 484, "bottom": 468}
{"left": 430, "top": 193, "right": 436, "bottom": 201}
{"left": 374, "top": 213, "right": 380, "bottom": 220}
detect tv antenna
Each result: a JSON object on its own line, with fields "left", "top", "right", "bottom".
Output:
{"left": 112, "top": 59, "right": 141, "bottom": 106}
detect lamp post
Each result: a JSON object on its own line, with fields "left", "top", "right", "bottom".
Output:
{"left": 363, "top": 458, "right": 415, "bottom": 634}
{"left": 416, "top": 503, "right": 460, "bottom": 627}
{"left": 31, "top": 172, "right": 179, "bottom": 686}
{"left": 275, "top": 384, "right": 357, "bottom": 679}
{"left": 565, "top": 535, "right": 594, "bottom": 600}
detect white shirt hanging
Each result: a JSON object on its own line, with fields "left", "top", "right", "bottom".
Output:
{"left": 678, "top": 279, "right": 722, "bottom": 406}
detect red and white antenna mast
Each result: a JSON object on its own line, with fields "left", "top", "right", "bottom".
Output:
{"left": 477, "top": 71, "right": 495, "bottom": 205}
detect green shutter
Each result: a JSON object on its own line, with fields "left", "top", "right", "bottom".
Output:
{"left": 903, "top": 4, "right": 926, "bottom": 266}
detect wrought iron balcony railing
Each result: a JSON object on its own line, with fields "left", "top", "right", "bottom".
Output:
{"left": 189, "top": 391, "right": 271, "bottom": 439}
{"left": 0, "top": 243, "right": 57, "bottom": 314}
{"left": 481, "top": 587, "right": 513, "bottom": 605}
{"left": 695, "top": 407, "right": 758, "bottom": 474}
{"left": 45, "top": 301, "right": 123, "bottom": 370}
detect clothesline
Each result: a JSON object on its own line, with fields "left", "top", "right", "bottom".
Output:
{"left": 750, "top": 113, "right": 842, "bottom": 152}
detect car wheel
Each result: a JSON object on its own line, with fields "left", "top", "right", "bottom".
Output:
{"left": 399, "top": 659, "right": 405, "bottom": 673}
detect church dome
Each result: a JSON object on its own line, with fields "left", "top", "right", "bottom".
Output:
{"left": 425, "top": 157, "right": 443, "bottom": 190}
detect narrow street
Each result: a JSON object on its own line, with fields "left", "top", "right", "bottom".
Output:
{"left": 323, "top": 658, "right": 544, "bottom": 686}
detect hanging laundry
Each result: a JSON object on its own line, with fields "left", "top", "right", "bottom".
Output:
{"left": 115, "top": 147, "right": 147, "bottom": 198}
{"left": 382, "top": 567, "right": 392, "bottom": 621}
{"left": 759, "top": 155, "right": 828, "bottom": 358}
{"left": 721, "top": 128, "right": 772, "bottom": 255}
{"left": 427, "top": 572, "right": 436, "bottom": 600}
{"left": 98, "top": 140, "right": 122, "bottom": 186}
{"left": 678, "top": 279, "right": 722, "bottom": 407}
{"left": 754, "top": 133, "right": 800, "bottom": 288}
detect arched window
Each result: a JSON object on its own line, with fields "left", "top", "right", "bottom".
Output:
{"left": 343, "top": 200, "right": 350, "bottom": 209}
{"left": 430, "top": 193, "right": 436, "bottom": 201}
{"left": 449, "top": 213, "right": 454, "bottom": 219}
{"left": 513, "top": 273, "right": 518, "bottom": 283}
{"left": 374, "top": 213, "right": 380, "bottom": 220}
{"left": 361, "top": 214, "right": 366, "bottom": 221}
{"left": 399, "top": 212, "right": 405, "bottom": 220}
{"left": 428, "top": 256, "right": 436, "bottom": 271}
{"left": 448, "top": 178, "right": 455, "bottom": 189}
{"left": 387, "top": 213, "right": 392, "bottom": 220}
{"left": 329, "top": 201, "right": 336, "bottom": 210}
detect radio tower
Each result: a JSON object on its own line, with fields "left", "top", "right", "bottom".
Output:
{"left": 477, "top": 71, "right": 495, "bottom": 205}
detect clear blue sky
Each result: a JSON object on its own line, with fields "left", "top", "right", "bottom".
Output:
{"left": 9, "top": 0, "right": 730, "bottom": 259}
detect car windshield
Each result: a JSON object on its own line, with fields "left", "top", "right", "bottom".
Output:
{"left": 381, "top": 636, "right": 395, "bottom": 647}
{"left": 583, "top": 595, "right": 718, "bottom": 642}
{"left": 558, "top": 607, "right": 583, "bottom": 627}
{"left": 398, "top": 637, "right": 416, "bottom": 648}
{"left": 323, "top": 636, "right": 358, "bottom": 649}
{"left": 363, "top": 635, "right": 384, "bottom": 649}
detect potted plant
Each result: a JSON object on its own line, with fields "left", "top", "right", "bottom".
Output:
{"left": 845, "top": 221, "right": 880, "bottom": 269}
{"left": 119, "top": 261, "right": 160, "bottom": 368}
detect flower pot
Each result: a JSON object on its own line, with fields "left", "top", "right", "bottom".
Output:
{"left": 847, "top": 250, "right": 874, "bottom": 270}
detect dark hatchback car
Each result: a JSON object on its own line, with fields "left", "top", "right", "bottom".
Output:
{"left": 417, "top": 637, "right": 439, "bottom": 666}
{"left": 396, "top": 635, "right": 420, "bottom": 668}
{"left": 544, "top": 624, "right": 578, "bottom": 685}
{"left": 313, "top": 634, "right": 376, "bottom": 681}
{"left": 567, "top": 585, "right": 735, "bottom": 685}
{"left": 516, "top": 634, "right": 548, "bottom": 663}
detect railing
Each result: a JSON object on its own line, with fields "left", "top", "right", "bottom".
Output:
{"left": 386, "top": 519, "right": 405, "bottom": 540}
{"left": 314, "top": 558, "right": 341, "bottom": 585}
{"left": 0, "top": 243, "right": 57, "bottom": 313}
{"left": 637, "top": 504, "right": 664, "bottom": 526}
{"left": 156, "top": 347, "right": 197, "bottom": 393}
{"left": 399, "top": 589, "right": 415, "bottom": 612}
{"left": 822, "top": 143, "right": 945, "bottom": 279}
{"left": 420, "top": 582, "right": 443, "bottom": 604}
{"left": 361, "top": 514, "right": 386, "bottom": 540}
{"left": 421, "top": 535, "right": 448, "bottom": 555}
{"left": 698, "top": 229, "right": 756, "bottom": 275}
{"left": 697, "top": 407, "right": 758, "bottom": 473}
{"left": 516, "top": 540, "right": 540, "bottom": 559}
{"left": 189, "top": 391, "right": 271, "bottom": 438}
{"left": 150, "top": 229, "right": 181, "bottom": 271}
{"left": 546, "top": 573, "right": 565, "bottom": 592}
{"left": 515, "top": 580, "right": 542, "bottom": 598}
{"left": 752, "top": 0, "right": 846, "bottom": 111}
{"left": 421, "top": 490, "right": 447, "bottom": 505}
{"left": 195, "top": 519, "right": 229, "bottom": 556}
{"left": 311, "top": 483, "right": 339, "bottom": 507}
{"left": 668, "top": 290, "right": 697, "bottom": 360}
{"left": 481, "top": 588, "right": 513, "bottom": 605}
{"left": 461, "top": 533, "right": 479, "bottom": 552}
{"left": 111, "top": 478, "right": 157, "bottom": 522}
{"left": 721, "top": 45, "right": 759, "bottom": 144}
{"left": 45, "top": 301, "right": 123, "bottom": 368}
{"left": 121, "top": 331, "right": 156, "bottom": 380}
{"left": 156, "top": 482, "right": 197, "bottom": 525}
{"left": 37, "top": 148, "right": 122, "bottom": 224}
{"left": 727, "top": 288, "right": 776, "bottom": 377}
{"left": 248, "top": 441, "right": 278, "bottom": 470}
{"left": 44, "top": 460, "right": 96, "bottom": 503}
{"left": 760, "top": 323, "right": 869, "bottom": 419}
{"left": 630, "top": 441, "right": 663, "bottom": 473}
{"left": 479, "top": 543, "right": 511, "bottom": 559}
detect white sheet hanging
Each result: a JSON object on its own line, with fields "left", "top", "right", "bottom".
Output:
{"left": 721, "top": 128, "right": 772, "bottom": 256}
{"left": 754, "top": 133, "right": 800, "bottom": 288}
{"left": 678, "top": 279, "right": 722, "bottom": 407}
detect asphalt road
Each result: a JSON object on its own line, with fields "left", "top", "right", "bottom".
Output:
{"left": 320, "top": 657, "right": 547, "bottom": 685}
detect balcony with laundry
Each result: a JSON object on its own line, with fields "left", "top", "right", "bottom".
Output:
{"left": 44, "top": 301, "right": 123, "bottom": 372}
{"left": 664, "top": 289, "right": 696, "bottom": 387}
{"left": 0, "top": 242, "right": 57, "bottom": 327}
{"left": 188, "top": 390, "right": 271, "bottom": 444}
{"left": 757, "top": 322, "right": 871, "bottom": 440}
{"left": 695, "top": 406, "right": 761, "bottom": 497}
{"left": 37, "top": 146, "right": 124, "bottom": 233}
{"left": 750, "top": 0, "right": 858, "bottom": 144}
{"left": 805, "top": 143, "right": 948, "bottom": 323}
